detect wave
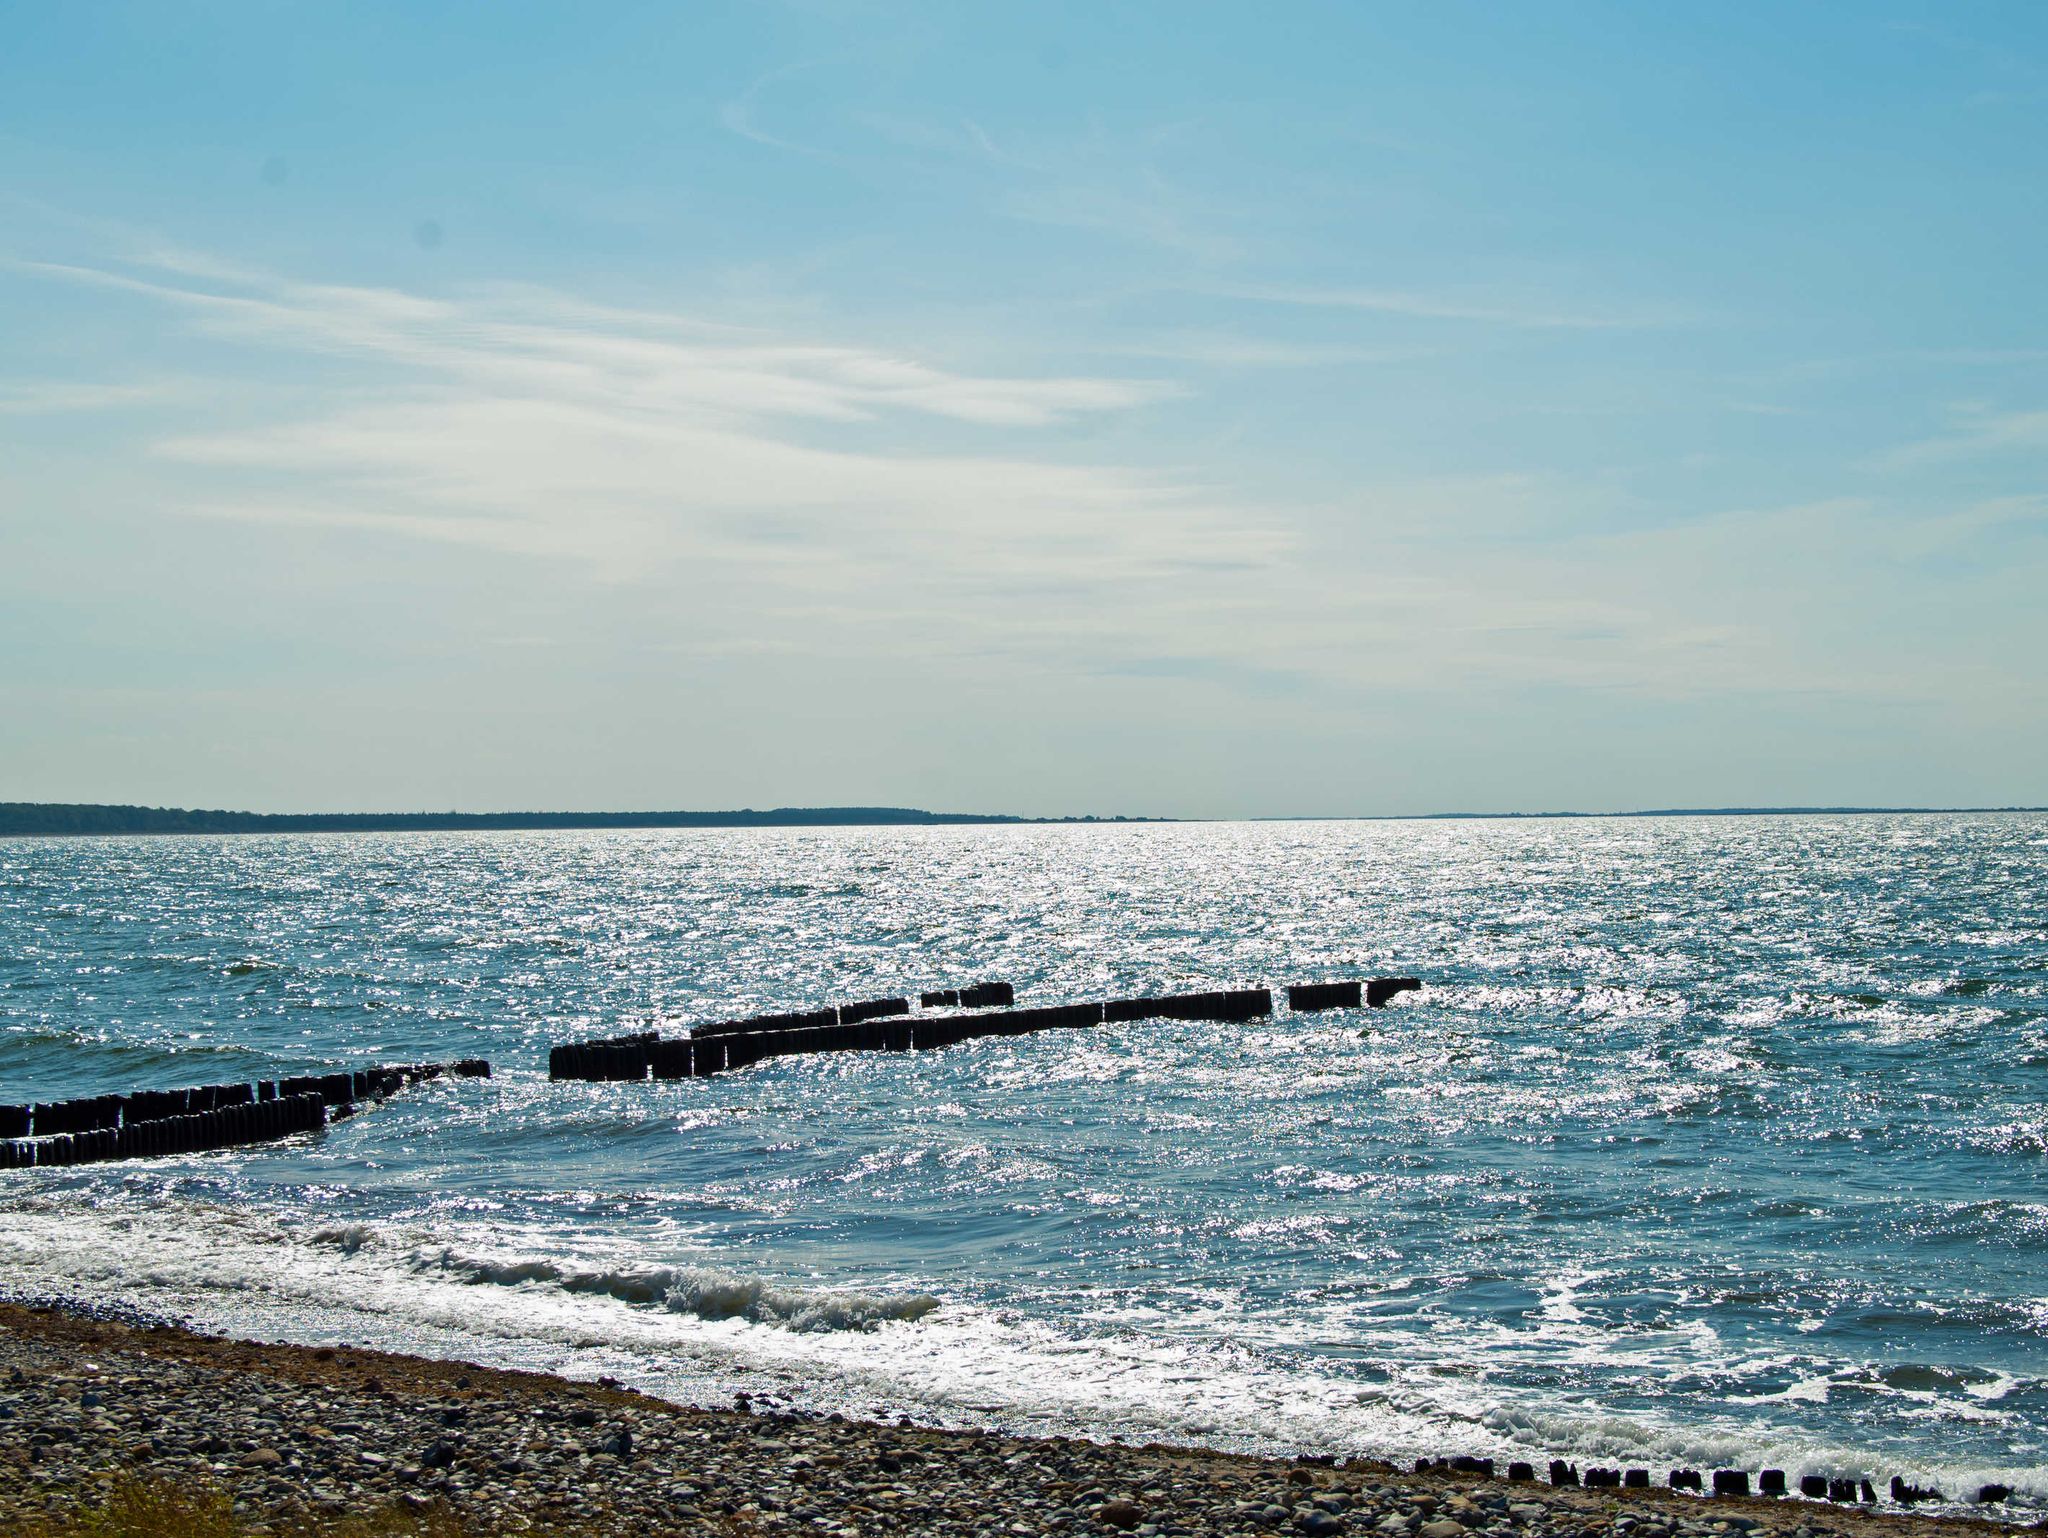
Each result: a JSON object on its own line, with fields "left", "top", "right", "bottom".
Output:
{"left": 1469, "top": 1390, "right": 2042, "bottom": 1505}
{"left": 302, "top": 1227, "right": 938, "bottom": 1333}
{"left": 1869, "top": 1363, "right": 2015, "bottom": 1398}
{"left": 0, "top": 1032, "right": 261, "bottom": 1079}
{"left": 5, "top": 1191, "right": 2045, "bottom": 1511}
{"left": 424, "top": 1250, "right": 940, "bottom": 1333}
{"left": 309, "top": 1223, "right": 379, "bottom": 1255}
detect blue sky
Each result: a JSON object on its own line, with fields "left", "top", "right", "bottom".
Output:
{"left": 3, "top": 2, "right": 2044, "bottom": 816}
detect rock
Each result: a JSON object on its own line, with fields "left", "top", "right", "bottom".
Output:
{"left": 241, "top": 1448, "right": 283, "bottom": 1468}
{"left": 29, "top": 1303, "right": 1935, "bottom": 1538}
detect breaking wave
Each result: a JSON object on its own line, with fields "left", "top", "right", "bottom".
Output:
{"left": 410, "top": 1247, "right": 940, "bottom": 1333}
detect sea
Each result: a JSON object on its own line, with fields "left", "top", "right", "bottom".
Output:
{"left": 1, "top": 816, "right": 2042, "bottom": 1511}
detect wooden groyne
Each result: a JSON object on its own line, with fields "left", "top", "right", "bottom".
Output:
{"left": 549, "top": 976, "right": 1422, "bottom": 1082}
{"left": 1457, "top": 1455, "right": 1999, "bottom": 1512}
{"left": 1287, "top": 978, "right": 1421, "bottom": 1011}
{"left": 549, "top": 982, "right": 1018, "bottom": 1080}
{"left": 920, "top": 982, "right": 1015, "bottom": 1009}
{"left": 0, "top": 1059, "right": 490, "bottom": 1169}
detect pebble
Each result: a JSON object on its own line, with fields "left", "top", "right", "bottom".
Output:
{"left": 0, "top": 1300, "right": 2011, "bottom": 1538}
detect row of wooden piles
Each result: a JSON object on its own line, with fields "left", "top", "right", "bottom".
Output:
{"left": 1422, "top": 1453, "right": 1980, "bottom": 1509}
{"left": 549, "top": 976, "right": 1422, "bottom": 1082}
{"left": 0, "top": 1059, "right": 491, "bottom": 1169}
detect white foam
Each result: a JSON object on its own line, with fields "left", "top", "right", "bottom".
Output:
{"left": 3, "top": 1185, "right": 2043, "bottom": 1515}
{"left": 409, "top": 1246, "right": 939, "bottom": 1332}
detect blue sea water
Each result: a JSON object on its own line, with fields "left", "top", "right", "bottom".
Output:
{"left": 1, "top": 816, "right": 2043, "bottom": 1509}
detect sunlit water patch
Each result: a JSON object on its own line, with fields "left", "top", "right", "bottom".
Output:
{"left": 1, "top": 817, "right": 2044, "bottom": 1510}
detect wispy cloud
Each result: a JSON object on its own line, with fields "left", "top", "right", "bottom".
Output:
{"left": 0, "top": 379, "right": 180, "bottom": 413}
{"left": 1876, "top": 403, "right": 2048, "bottom": 468}
{"left": 19, "top": 245, "right": 2024, "bottom": 720}
{"left": 997, "top": 180, "right": 1249, "bottom": 265}
{"left": 22, "top": 251, "right": 1321, "bottom": 689}
{"left": 1090, "top": 332, "right": 1428, "bottom": 369}
{"left": 29, "top": 256, "right": 1176, "bottom": 429}
{"left": 717, "top": 59, "right": 855, "bottom": 164}
{"left": 839, "top": 105, "right": 1260, "bottom": 266}
{"left": 1195, "top": 281, "right": 1670, "bottom": 330}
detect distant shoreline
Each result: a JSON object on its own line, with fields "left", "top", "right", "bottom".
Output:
{"left": 0, "top": 803, "right": 1163, "bottom": 837}
{"left": 1278, "top": 805, "right": 2048, "bottom": 820}
{"left": 0, "top": 801, "right": 2041, "bottom": 837}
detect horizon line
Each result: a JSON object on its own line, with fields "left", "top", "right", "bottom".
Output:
{"left": 2, "top": 800, "right": 2045, "bottom": 838}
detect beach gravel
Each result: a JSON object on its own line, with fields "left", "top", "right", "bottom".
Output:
{"left": 0, "top": 1301, "right": 2021, "bottom": 1537}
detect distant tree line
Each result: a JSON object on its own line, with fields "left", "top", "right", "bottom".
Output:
{"left": 0, "top": 803, "right": 1158, "bottom": 837}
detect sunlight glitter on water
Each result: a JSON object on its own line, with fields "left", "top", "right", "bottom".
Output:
{"left": 1, "top": 815, "right": 2044, "bottom": 1506}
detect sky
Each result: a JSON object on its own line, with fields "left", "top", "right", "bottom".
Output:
{"left": 2, "top": 2, "right": 2045, "bottom": 818}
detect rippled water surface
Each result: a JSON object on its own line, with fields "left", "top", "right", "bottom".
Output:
{"left": 2, "top": 817, "right": 2044, "bottom": 1507}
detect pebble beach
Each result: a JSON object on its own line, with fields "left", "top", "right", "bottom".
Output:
{"left": 0, "top": 1300, "right": 2022, "bottom": 1538}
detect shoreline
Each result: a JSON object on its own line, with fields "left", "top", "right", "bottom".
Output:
{"left": 0, "top": 1299, "right": 2025, "bottom": 1538}
{"left": 5, "top": 806, "right": 2043, "bottom": 841}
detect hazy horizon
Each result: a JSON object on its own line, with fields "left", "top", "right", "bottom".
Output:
{"left": 4, "top": 4, "right": 2045, "bottom": 819}
{"left": 4, "top": 799, "right": 2046, "bottom": 832}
